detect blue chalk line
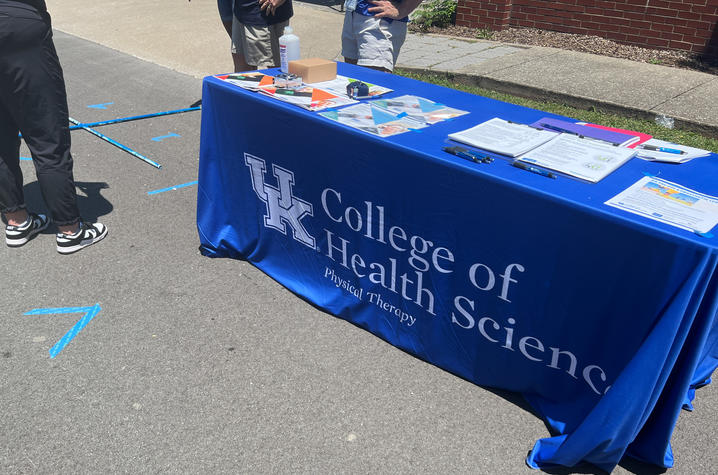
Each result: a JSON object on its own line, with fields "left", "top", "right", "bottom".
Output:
{"left": 25, "top": 303, "right": 102, "bottom": 358}
{"left": 147, "top": 180, "right": 198, "bottom": 195}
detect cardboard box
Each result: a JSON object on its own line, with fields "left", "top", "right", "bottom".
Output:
{"left": 289, "top": 58, "right": 337, "bottom": 84}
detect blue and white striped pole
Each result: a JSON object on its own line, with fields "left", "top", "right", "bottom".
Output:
{"left": 68, "top": 117, "right": 162, "bottom": 169}
{"left": 68, "top": 106, "right": 201, "bottom": 130}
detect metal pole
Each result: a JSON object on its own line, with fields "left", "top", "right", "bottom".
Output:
{"left": 68, "top": 106, "right": 201, "bottom": 130}
{"left": 68, "top": 117, "right": 162, "bottom": 169}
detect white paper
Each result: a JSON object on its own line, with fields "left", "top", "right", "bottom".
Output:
{"left": 635, "top": 138, "right": 711, "bottom": 163}
{"left": 309, "top": 75, "right": 393, "bottom": 98}
{"left": 605, "top": 176, "right": 718, "bottom": 234}
{"left": 518, "top": 133, "right": 636, "bottom": 182}
{"left": 448, "top": 118, "right": 558, "bottom": 157}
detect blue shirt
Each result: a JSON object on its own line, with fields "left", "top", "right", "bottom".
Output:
{"left": 235, "top": 0, "right": 292, "bottom": 27}
{"left": 217, "top": 0, "right": 233, "bottom": 22}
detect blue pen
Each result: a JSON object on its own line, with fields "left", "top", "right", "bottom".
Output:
{"left": 511, "top": 160, "right": 556, "bottom": 179}
{"left": 638, "top": 144, "right": 685, "bottom": 154}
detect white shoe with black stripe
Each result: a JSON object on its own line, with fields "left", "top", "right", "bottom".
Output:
{"left": 56, "top": 222, "right": 108, "bottom": 254}
{"left": 5, "top": 213, "right": 49, "bottom": 247}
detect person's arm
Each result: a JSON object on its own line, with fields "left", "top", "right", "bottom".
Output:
{"left": 367, "top": 0, "right": 423, "bottom": 20}
{"left": 216, "top": 0, "right": 234, "bottom": 36}
{"left": 259, "top": 0, "right": 287, "bottom": 16}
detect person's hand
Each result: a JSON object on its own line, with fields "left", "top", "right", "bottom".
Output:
{"left": 367, "top": 0, "right": 401, "bottom": 19}
{"left": 259, "top": 0, "right": 286, "bottom": 16}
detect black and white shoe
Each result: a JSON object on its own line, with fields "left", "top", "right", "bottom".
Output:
{"left": 56, "top": 222, "right": 108, "bottom": 254}
{"left": 5, "top": 213, "right": 49, "bottom": 247}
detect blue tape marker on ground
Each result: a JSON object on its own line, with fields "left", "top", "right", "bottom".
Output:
{"left": 20, "top": 156, "right": 32, "bottom": 161}
{"left": 151, "top": 133, "right": 181, "bottom": 142}
{"left": 87, "top": 102, "right": 113, "bottom": 110}
{"left": 147, "top": 180, "right": 198, "bottom": 195}
{"left": 25, "top": 304, "right": 102, "bottom": 358}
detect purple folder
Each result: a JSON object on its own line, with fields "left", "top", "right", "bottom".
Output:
{"left": 530, "top": 117, "right": 637, "bottom": 146}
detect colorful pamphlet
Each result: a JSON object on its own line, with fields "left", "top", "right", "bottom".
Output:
{"left": 258, "top": 85, "right": 357, "bottom": 111}
{"left": 605, "top": 176, "right": 718, "bottom": 234}
{"left": 370, "top": 95, "right": 469, "bottom": 124}
{"left": 217, "top": 72, "right": 274, "bottom": 91}
{"left": 319, "top": 103, "right": 427, "bottom": 137}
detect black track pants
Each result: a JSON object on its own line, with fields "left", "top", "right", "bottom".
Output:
{"left": 0, "top": 1, "right": 80, "bottom": 225}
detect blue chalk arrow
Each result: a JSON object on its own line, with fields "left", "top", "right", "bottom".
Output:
{"left": 87, "top": 102, "right": 114, "bottom": 110}
{"left": 25, "top": 304, "right": 102, "bottom": 358}
{"left": 151, "top": 133, "right": 181, "bottom": 142}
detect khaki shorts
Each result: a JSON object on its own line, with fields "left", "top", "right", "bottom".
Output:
{"left": 341, "top": 12, "right": 407, "bottom": 71}
{"left": 231, "top": 17, "right": 289, "bottom": 69}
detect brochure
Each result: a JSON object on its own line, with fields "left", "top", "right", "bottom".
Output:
{"left": 217, "top": 72, "right": 274, "bottom": 90}
{"left": 634, "top": 138, "right": 711, "bottom": 163}
{"left": 309, "top": 75, "right": 393, "bottom": 98}
{"left": 319, "top": 103, "right": 427, "bottom": 137}
{"left": 258, "top": 85, "right": 357, "bottom": 111}
{"left": 605, "top": 176, "right": 718, "bottom": 234}
{"left": 517, "top": 133, "right": 636, "bottom": 183}
{"left": 448, "top": 118, "right": 558, "bottom": 157}
{"left": 371, "top": 95, "right": 469, "bottom": 124}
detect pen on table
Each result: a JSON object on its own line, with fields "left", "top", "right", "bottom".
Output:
{"left": 511, "top": 160, "right": 557, "bottom": 179}
{"left": 638, "top": 144, "right": 686, "bottom": 154}
{"left": 442, "top": 146, "right": 493, "bottom": 164}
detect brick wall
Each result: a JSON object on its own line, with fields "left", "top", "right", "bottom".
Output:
{"left": 455, "top": 0, "right": 718, "bottom": 58}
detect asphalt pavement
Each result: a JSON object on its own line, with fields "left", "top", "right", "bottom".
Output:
{"left": 1, "top": 1, "right": 716, "bottom": 474}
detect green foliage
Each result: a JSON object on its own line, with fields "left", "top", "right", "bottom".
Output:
{"left": 395, "top": 69, "right": 718, "bottom": 152}
{"left": 475, "top": 28, "right": 494, "bottom": 40}
{"left": 411, "top": 0, "right": 457, "bottom": 31}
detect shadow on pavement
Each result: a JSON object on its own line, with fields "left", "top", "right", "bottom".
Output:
{"left": 23, "top": 180, "right": 113, "bottom": 226}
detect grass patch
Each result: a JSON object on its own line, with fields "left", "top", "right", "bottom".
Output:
{"left": 395, "top": 69, "right": 718, "bottom": 153}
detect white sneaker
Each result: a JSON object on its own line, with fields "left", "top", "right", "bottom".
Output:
{"left": 56, "top": 222, "right": 108, "bottom": 254}
{"left": 5, "top": 213, "right": 49, "bottom": 247}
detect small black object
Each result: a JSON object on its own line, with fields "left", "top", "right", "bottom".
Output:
{"left": 346, "top": 81, "right": 370, "bottom": 99}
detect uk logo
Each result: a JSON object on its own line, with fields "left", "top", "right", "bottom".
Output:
{"left": 245, "top": 153, "right": 315, "bottom": 249}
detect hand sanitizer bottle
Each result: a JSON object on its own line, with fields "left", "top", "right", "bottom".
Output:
{"left": 279, "top": 26, "right": 300, "bottom": 73}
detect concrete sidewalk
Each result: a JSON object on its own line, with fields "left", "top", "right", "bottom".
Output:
{"left": 46, "top": 0, "right": 718, "bottom": 137}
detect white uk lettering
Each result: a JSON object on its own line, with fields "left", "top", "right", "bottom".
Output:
{"left": 324, "top": 229, "right": 436, "bottom": 315}
{"left": 321, "top": 188, "right": 454, "bottom": 275}
{"left": 451, "top": 298, "right": 610, "bottom": 396}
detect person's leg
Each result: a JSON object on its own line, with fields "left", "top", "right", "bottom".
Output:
{"left": 354, "top": 15, "right": 404, "bottom": 72}
{"left": 231, "top": 16, "right": 254, "bottom": 71}
{"left": 341, "top": 11, "right": 360, "bottom": 65}
{"left": 268, "top": 21, "right": 289, "bottom": 69}
{"left": 242, "top": 24, "right": 278, "bottom": 70}
{"left": 5, "top": 20, "right": 81, "bottom": 229}
{"left": 0, "top": 5, "right": 50, "bottom": 245}
{"left": 1, "top": 5, "right": 106, "bottom": 252}
{"left": 0, "top": 101, "right": 26, "bottom": 226}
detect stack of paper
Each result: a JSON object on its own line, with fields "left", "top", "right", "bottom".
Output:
{"left": 448, "top": 118, "right": 558, "bottom": 157}
{"left": 257, "top": 85, "right": 357, "bottom": 111}
{"left": 517, "top": 133, "right": 637, "bottom": 183}
{"left": 218, "top": 72, "right": 274, "bottom": 90}
{"left": 634, "top": 139, "right": 711, "bottom": 163}
{"left": 309, "top": 75, "right": 392, "bottom": 98}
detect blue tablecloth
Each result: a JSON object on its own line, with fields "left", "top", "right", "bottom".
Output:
{"left": 197, "top": 63, "right": 718, "bottom": 472}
